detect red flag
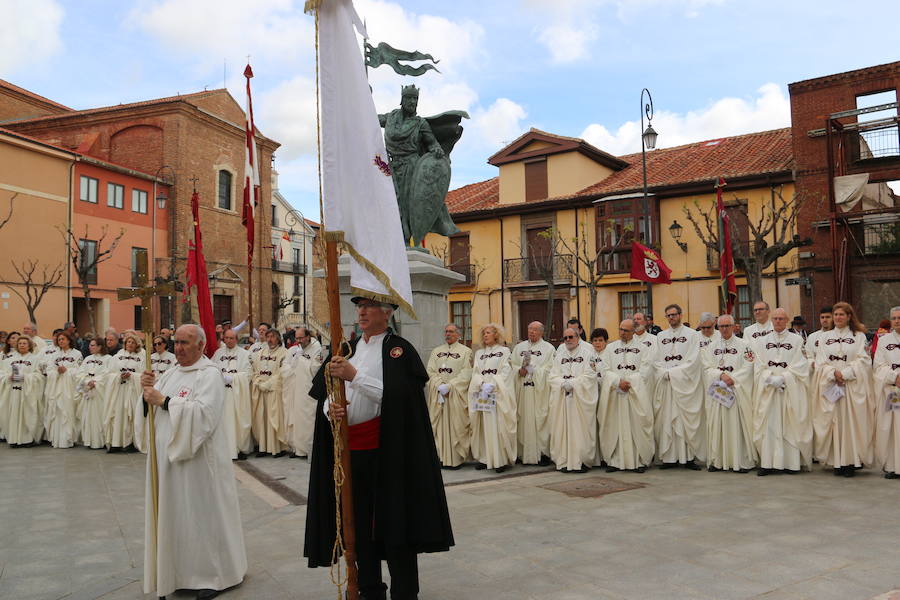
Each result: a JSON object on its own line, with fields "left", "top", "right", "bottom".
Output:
{"left": 242, "top": 63, "right": 260, "bottom": 273}
{"left": 717, "top": 177, "right": 737, "bottom": 314}
{"left": 184, "top": 190, "right": 218, "bottom": 358}
{"left": 630, "top": 241, "right": 672, "bottom": 284}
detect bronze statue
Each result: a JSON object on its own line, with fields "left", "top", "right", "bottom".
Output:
{"left": 379, "top": 85, "right": 468, "bottom": 249}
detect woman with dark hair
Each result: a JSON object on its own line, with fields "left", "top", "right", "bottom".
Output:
{"left": 812, "top": 301, "right": 874, "bottom": 477}
{"left": 2, "top": 331, "right": 20, "bottom": 360}
{"left": 150, "top": 335, "right": 177, "bottom": 377}
{"left": 103, "top": 333, "right": 143, "bottom": 452}
{"left": 78, "top": 337, "right": 110, "bottom": 449}
{"left": 44, "top": 331, "right": 83, "bottom": 448}
{"left": 251, "top": 328, "right": 288, "bottom": 456}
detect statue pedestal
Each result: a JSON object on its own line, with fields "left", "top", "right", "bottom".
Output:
{"left": 332, "top": 250, "right": 464, "bottom": 363}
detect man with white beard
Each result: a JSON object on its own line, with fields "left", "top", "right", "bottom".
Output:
{"left": 653, "top": 303, "right": 704, "bottom": 469}
{"left": 874, "top": 307, "right": 900, "bottom": 479}
{"left": 425, "top": 324, "right": 473, "bottom": 468}
{"left": 598, "top": 319, "right": 654, "bottom": 472}
{"left": 283, "top": 327, "right": 323, "bottom": 458}
{"left": 511, "top": 321, "right": 555, "bottom": 466}
{"left": 703, "top": 314, "right": 755, "bottom": 473}
{"left": 697, "top": 312, "right": 721, "bottom": 359}
{"left": 212, "top": 328, "right": 253, "bottom": 459}
{"left": 752, "top": 308, "right": 811, "bottom": 475}
{"left": 743, "top": 301, "right": 774, "bottom": 342}
{"left": 140, "top": 324, "right": 246, "bottom": 599}
{"left": 548, "top": 328, "right": 598, "bottom": 473}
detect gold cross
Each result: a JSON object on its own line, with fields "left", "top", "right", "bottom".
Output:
{"left": 117, "top": 249, "right": 175, "bottom": 348}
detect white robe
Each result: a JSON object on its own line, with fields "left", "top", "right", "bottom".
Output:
{"left": 599, "top": 339, "right": 654, "bottom": 470}
{"left": 699, "top": 331, "right": 722, "bottom": 362}
{"left": 468, "top": 345, "right": 517, "bottom": 469}
{"left": 548, "top": 344, "right": 599, "bottom": 471}
{"left": 653, "top": 325, "right": 705, "bottom": 463}
{"left": 753, "top": 330, "right": 812, "bottom": 470}
{"left": 151, "top": 351, "right": 177, "bottom": 377}
{"left": 511, "top": 339, "right": 556, "bottom": 464}
{"left": 282, "top": 339, "right": 323, "bottom": 457}
{"left": 35, "top": 344, "right": 58, "bottom": 441}
{"left": 43, "top": 348, "right": 83, "bottom": 448}
{"left": 425, "top": 342, "right": 473, "bottom": 467}
{"left": 634, "top": 331, "right": 659, "bottom": 401}
{"left": 0, "top": 352, "right": 43, "bottom": 444}
{"left": 143, "top": 356, "right": 247, "bottom": 596}
{"left": 103, "top": 350, "right": 143, "bottom": 449}
{"left": 212, "top": 345, "right": 253, "bottom": 458}
{"left": 743, "top": 320, "right": 774, "bottom": 344}
{"left": 77, "top": 353, "right": 111, "bottom": 448}
{"left": 874, "top": 331, "right": 900, "bottom": 473}
{"left": 251, "top": 345, "right": 288, "bottom": 455}
{"left": 703, "top": 335, "right": 755, "bottom": 471}
{"left": 813, "top": 327, "right": 874, "bottom": 467}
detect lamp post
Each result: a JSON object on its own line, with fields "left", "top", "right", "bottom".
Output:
{"left": 152, "top": 166, "right": 176, "bottom": 330}
{"left": 669, "top": 219, "right": 688, "bottom": 253}
{"left": 283, "top": 207, "right": 310, "bottom": 328}
{"left": 640, "top": 88, "right": 658, "bottom": 316}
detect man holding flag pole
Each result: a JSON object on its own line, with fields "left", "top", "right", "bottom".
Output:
{"left": 302, "top": 1, "right": 453, "bottom": 599}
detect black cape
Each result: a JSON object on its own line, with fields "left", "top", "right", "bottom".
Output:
{"left": 303, "top": 330, "right": 454, "bottom": 567}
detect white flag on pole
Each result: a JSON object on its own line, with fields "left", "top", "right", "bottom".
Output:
{"left": 316, "top": 0, "right": 414, "bottom": 316}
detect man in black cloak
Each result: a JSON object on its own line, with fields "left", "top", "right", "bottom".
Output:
{"left": 304, "top": 294, "right": 454, "bottom": 600}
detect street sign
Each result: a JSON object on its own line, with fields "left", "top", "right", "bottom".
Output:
{"left": 785, "top": 277, "right": 811, "bottom": 286}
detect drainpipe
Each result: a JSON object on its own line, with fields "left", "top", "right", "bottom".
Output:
{"left": 574, "top": 207, "right": 581, "bottom": 324}
{"left": 498, "top": 216, "right": 505, "bottom": 328}
{"left": 66, "top": 157, "right": 76, "bottom": 323}
{"left": 771, "top": 182, "right": 780, "bottom": 308}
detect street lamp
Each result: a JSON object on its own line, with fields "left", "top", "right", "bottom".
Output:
{"left": 283, "top": 207, "right": 310, "bottom": 328}
{"left": 640, "top": 88, "right": 658, "bottom": 314}
{"left": 669, "top": 219, "right": 688, "bottom": 252}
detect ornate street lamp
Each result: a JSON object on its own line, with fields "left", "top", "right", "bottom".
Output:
{"left": 669, "top": 219, "right": 688, "bottom": 252}
{"left": 283, "top": 207, "right": 310, "bottom": 326}
{"left": 640, "top": 88, "right": 658, "bottom": 313}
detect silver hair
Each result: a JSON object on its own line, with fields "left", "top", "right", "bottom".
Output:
{"left": 891, "top": 306, "right": 900, "bottom": 316}
{"left": 717, "top": 313, "right": 735, "bottom": 325}
{"left": 445, "top": 323, "right": 460, "bottom": 333}
{"left": 381, "top": 306, "right": 394, "bottom": 318}
{"left": 699, "top": 312, "right": 716, "bottom": 324}
{"left": 182, "top": 323, "right": 206, "bottom": 348}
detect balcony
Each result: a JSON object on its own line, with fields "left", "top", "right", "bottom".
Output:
{"left": 503, "top": 254, "right": 573, "bottom": 284}
{"left": 447, "top": 263, "right": 475, "bottom": 285}
{"left": 861, "top": 220, "right": 900, "bottom": 255}
{"left": 272, "top": 260, "right": 308, "bottom": 274}
{"left": 846, "top": 120, "right": 900, "bottom": 163}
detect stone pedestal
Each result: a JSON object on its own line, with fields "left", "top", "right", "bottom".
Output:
{"left": 326, "top": 250, "right": 464, "bottom": 363}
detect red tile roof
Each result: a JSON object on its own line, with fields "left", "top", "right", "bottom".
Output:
{"left": 447, "top": 128, "right": 793, "bottom": 215}
{"left": 0, "top": 79, "right": 71, "bottom": 111}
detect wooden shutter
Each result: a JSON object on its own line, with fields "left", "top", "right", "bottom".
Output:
{"left": 524, "top": 158, "right": 548, "bottom": 201}
{"left": 449, "top": 233, "right": 470, "bottom": 266}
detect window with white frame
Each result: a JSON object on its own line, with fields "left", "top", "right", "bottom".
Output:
{"left": 80, "top": 176, "right": 98, "bottom": 203}
{"left": 107, "top": 183, "right": 124, "bottom": 209}
{"left": 132, "top": 189, "right": 148, "bottom": 214}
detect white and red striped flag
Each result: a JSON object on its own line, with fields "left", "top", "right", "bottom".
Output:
{"left": 242, "top": 63, "right": 261, "bottom": 272}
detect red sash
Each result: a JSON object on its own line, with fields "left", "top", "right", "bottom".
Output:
{"left": 348, "top": 417, "right": 381, "bottom": 450}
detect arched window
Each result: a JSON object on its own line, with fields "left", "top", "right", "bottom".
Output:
{"left": 218, "top": 170, "right": 233, "bottom": 210}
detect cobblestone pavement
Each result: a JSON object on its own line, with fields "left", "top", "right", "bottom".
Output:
{"left": 1, "top": 444, "right": 899, "bottom": 600}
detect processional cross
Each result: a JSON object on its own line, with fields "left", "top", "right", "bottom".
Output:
{"left": 116, "top": 248, "right": 175, "bottom": 582}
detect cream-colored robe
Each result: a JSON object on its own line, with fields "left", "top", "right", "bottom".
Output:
{"left": 874, "top": 331, "right": 900, "bottom": 473}
{"left": 653, "top": 325, "right": 705, "bottom": 464}
{"left": 813, "top": 327, "right": 874, "bottom": 467}
{"left": 213, "top": 345, "right": 253, "bottom": 458}
{"left": 599, "top": 339, "right": 654, "bottom": 470}
{"left": 251, "top": 344, "right": 288, "bottom": 455}
{"left": 35, "top": 344, "right": 57, "bottom": 441}
{"left": 548, "top": 343, "right": 599, "bottom": 471}
{"left": 634, "top": 331, "right": 659, "bottom": 401}
{"left": 43, "top": 348, "right": 83, "bottom": 448}
{"left": 143, "top": 356, "right": 246, "bottom": 597}
{"left": 753, "top": 330, "right": 811, "bottom": 470}
{"left": 426, "top": 341, "right": 473, "bottom": 467}
{"left": 468, "top": 345, "right": 517, "bottom": 469}
{"left": 151, "top": 351, "right": 176, "bottom": 377}
{"left": 77, "top": 353, "right": 111, "bottom": 449}
{"left": 744, "top": 320, "right": 774, "bottom": 344}
{"left": 699, "top": 330, "right": 722, "bottom": 360}
{"left": 511, "top": 338, "right": 556, "bottom": 464}
{"left": 0, "top": 352, "right": 43, "bottom": 445}
{"left": 103, "top": 350, "right": 143, "bottom": 449}
{"left": 703, "top": 335, "right": 755, "bottom": 471}
{"left": 282, "top": 339, "right": 323, "bottom": 457}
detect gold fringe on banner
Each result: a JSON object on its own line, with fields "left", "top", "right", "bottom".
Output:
{"left": 304, "top": 0, "right": 324, "bottom": 15}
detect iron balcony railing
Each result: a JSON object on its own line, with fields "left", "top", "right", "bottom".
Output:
{"left": 847, "top": 121, "right": 900, "bottom": 162}
{"left": 503, "top": 254, "right": 573, "bottom": 284}
{"left": 861, "top": 220, "right": 900, "bottom": 255}
{"left": 272, "top": 260, "right": 308, "bottom": 274}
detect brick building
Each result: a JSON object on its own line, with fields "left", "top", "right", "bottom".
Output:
{"left": 790, "top": 61, "right": 900, "bottom": 325}
{"left": 0, "top": 82, "right": 280, "bottom": 330}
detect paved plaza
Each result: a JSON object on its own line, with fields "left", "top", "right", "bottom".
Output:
{"left": 1, "top": 444, "right": 899, "bottom": 600}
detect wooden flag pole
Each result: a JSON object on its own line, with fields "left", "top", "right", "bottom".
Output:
{"left": 325, "top": 239, "right": 359, "bottom": 600}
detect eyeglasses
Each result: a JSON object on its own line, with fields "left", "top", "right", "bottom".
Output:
{"left": 753, "top": 308, "right": 767, "bottom": 312}
{"left": 665, "top": 313, "right": 680, "bottom": 318}
{"left": 563, "top": 335, "right": 576, "bottom": 340}
{"left": 618, "top": 328, "right": 633, "bottom": 332}
{"left": 154, "top": 341, "right": 166, "bottom": 346}
{"left": 699, "top": 326, "right": 714, "bottom": 330}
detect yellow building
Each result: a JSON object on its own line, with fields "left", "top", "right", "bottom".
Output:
{"left": 428, "top": 128, "right": 801, "bottom": 346}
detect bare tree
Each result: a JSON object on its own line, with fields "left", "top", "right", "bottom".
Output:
{"left": 682, "top": 187, "right": 814, "bottom": 304}
{"left": 8, "top": 259, "right": 64, "bottom": 327}
{"left": 0, "top": 192, "right": 16, "bottom": 232}
{"left": 511, "top": 232, "right": 565, "bottom": 340}
{"left": 60, "top": 225, "right": 126, "bottom": 334}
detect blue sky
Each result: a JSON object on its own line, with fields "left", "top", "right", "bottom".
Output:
{"left": 2, "top": 0, "right": 898, "bottom": 220}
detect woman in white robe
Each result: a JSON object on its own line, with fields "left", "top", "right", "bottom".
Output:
{"left": 1, "top": 336, "right": 43, "bottom": 447}
{"left": 150, "top": 336, "right": 177, "bottom": 377}
{"left": 588, "top": 328, "right": 611, "bottom": 466}
{"left": 78, "top": 339, "right": 111, "bottom": 449}
{"left": 873, "top": 308, "right": 900, "bottom": 478}
{"left": 44, "top": 332, "right": 83, "bottom": 448}
{"left": 103, "top": 333, "right": 143, "bottom": 452}
{"left": 0, "top": 331, "right": 21, "bottom": 439}
{"left": 812, "top": 302, "right": 875, "bottom": 476}
{"left": 468, "top": 324, "right": 517, "bottom": 472}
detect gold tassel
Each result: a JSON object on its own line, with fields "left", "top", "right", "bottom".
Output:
{"left": 304, "top": 0, "right": 323, "bottom": 15}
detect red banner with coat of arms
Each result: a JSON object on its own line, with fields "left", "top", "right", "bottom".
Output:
{"left": 630, "top": 241, "right": 672, "bottom": 284}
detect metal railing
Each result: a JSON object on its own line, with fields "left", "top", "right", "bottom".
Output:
{"left": 503, "top": 254, "right": 573, "bottom": 283}
{"left": 862, "top": 221, "right": 900, "bottom": 255}
{"left": 447, "top": 263, "right": 475, "bottom": 285}
{"left": 271, "top": 260, "right": 308, "bottom": 274}
{"left": 847, "top": 121, "right": 900, "bottom": 162}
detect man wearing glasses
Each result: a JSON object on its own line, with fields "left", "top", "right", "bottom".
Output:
{"left": 653, "top": 304, "right": 705, "bottom": 470}
{"left": 632, "top": 312, "right": 659, "bottom": 400}
{"left": 548, "top": 328, "right": 599, "bottom": 473}
{"left": 744, "top": 301, "right": 774, "bottom": 341}
{"left": 283, "top": 327, "right": 323, "bottom": 459}
{"left": 697, "top": 312, "right": 721, "bottom": 359}
{"left": 511, "top": 321, "right": 556, "bottom": 466}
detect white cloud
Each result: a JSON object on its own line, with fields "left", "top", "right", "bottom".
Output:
{"left": 256, "top": 75, "right": 317, "bottom": 160}
{"left": 474, "top": 98, "right": 528, "bottom": 148}
{"left": 537, "top": 24, "right": 597, "bottom": 64}
{"left": 0, "top": 0, "right": 64, "bottom": 75}
{"left": 580, "top": 83, "right": 790, "bottom": 155}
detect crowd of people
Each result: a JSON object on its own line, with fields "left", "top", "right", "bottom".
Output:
{"left": 0, "top": 319, "right": 324, "bottom": 460}
{"left": 426, "top": 302, "right": 900, "bottom": 479}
